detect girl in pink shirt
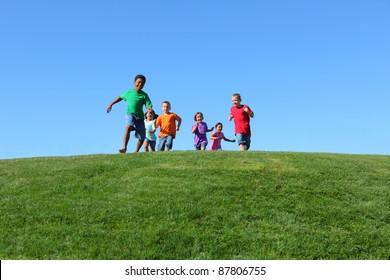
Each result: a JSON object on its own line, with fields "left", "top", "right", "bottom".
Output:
{"left": 210, "top": 123, "right": 236, "bottom": 150}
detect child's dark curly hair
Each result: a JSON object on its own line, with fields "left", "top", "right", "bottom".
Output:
{"left": 145, "top": 110, "right": 159, "bottom": 120}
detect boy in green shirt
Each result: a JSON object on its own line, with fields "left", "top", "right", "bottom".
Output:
{"left": 107, "top": 74, "right": 153, "bottom": 153}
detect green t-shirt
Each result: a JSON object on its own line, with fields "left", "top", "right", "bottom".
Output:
{"left": 120, "top": 89, "right": 152, "bottom": 118}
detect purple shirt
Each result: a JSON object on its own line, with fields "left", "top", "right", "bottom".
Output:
{"left": 192, "top": 122, "right": 209, "bottom": 148}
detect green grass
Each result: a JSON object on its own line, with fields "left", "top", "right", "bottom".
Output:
{"left": 1, "top": 151, "right": 389, "bottom": 259}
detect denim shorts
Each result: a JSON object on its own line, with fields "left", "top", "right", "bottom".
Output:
{"left": 125, "top": 114, "right": 146, "bottom": 140}
{"left": 144, "top": 138, "right": 156, "bottom": 150}
{"left": 195, "top": 142, "right": 207, "bottom": 150}
{"left": 236, "top": 133, "right": 251, "bottom": 150}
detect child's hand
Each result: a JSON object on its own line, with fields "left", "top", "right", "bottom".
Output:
{"left": 244, "top": 106, "right": 254, "bottom": 117}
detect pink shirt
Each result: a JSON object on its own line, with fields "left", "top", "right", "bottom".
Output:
{"left": 210, "top": 131, "right": 225, "bottom": 150}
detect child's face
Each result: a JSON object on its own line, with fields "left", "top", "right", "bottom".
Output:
{"left": 196, "top": 113, "right": 203, "bottom": 122}
{"left": 134, "top": 78, "right": 145, "bottom": 92}
{"left": 162, "top": 102, "right": 171, "bottom": 114}
{"left": 232, "top": 96, "right": 241, "bottom": 107}
{"left": 216, "top": 124, "right": 223, "bottom": 132}
{"left": 146, "top": 111, "right": 154, "bottom": 120}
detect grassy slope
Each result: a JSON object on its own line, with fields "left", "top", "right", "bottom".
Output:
{"left": 0, "top": 151, "right": 389, "bottom": 260}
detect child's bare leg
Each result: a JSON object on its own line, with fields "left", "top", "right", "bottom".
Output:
{"left": 143, "top": 140, "right": 149, "bottom": 152}
{"left": 239, "top": 144, "right": 245, "bottom": 151}
{"left": 134, "top": 139, "right": 143, "bottom": 152}
{"left": 150, "top": 142, "right": 156, "bottom": 152}
{"left": 120, "top": 125, "right": 132, "bottom": 153}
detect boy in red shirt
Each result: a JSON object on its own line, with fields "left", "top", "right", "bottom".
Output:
{"left": 228, "top": 93, "right": 254, "bottom": 151}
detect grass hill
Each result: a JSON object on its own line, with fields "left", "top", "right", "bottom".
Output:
{"left": 1, "top": 151, "right": 389, "bottom": 260}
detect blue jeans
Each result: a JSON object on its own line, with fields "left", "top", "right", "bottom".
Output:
{"left": 236, "top": 133, "right": 251, "bottom": 150}
{"left": 158, "top": 135, "right": 174, "bottom": 151}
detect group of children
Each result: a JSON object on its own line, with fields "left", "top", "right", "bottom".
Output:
{"left": 192, "top": 112, "right": 234, "bottom": 151}
{"left": 106, "top": 74, "right": 254, "bottom": 153}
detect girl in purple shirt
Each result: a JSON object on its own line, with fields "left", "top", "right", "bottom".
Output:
{"left": 192, "top": 112, "right": 214, "bottom": 150}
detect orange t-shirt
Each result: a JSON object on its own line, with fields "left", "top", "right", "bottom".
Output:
{"left": 156, "top": 113, "right": 181, "bottom": 138}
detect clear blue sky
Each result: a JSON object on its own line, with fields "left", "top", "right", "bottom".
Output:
{"left": 1, "top": 0, "right": 389, "bottom": 159}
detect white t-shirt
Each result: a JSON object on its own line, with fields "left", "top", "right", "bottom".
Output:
{"left": 145, "top": 120, "right": 157, "bottom": 141}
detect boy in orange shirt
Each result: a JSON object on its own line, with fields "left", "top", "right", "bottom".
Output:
{"left": 155, "top": 101, "right": 182, "bottom": 151}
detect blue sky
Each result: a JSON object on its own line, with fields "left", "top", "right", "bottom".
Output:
{"left": 1, "top": 0, "right": 389, "bottom": 159}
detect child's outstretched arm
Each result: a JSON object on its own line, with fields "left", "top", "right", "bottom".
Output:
{"left": 176, "top": 116, "right": 182, "bottom": 131}
{"left": 106, "top": 97, "right": 123, "bottom": 113}
{"left": 223, "top": 136, "right": 236, "bottom": 143}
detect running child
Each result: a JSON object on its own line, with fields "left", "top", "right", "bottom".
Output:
{"left": 106, "top": 74, "right": 152, "bottom": 153}
{"left": 228, "top": 93, "right": 254, "bottom": 151}
{"left": 209, "top": 122, "right": 236, "bottom": 150}
{"left": 155, "top": 101, "right": 182, "bottom": 151}
{"left": 192, "top": 112, "right": 214, "bottom": 150}
{"left": 144, "top": 110, "right": 158, "bottom": 152}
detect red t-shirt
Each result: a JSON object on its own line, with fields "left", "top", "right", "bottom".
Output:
{"left": 230, "top": 105, "right": 252, "bottom": 136}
